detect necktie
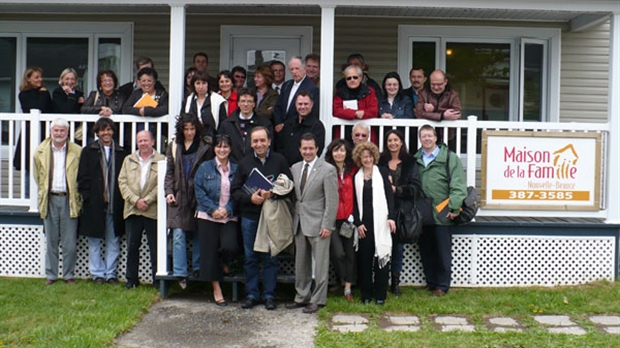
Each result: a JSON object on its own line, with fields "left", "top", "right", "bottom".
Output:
{"left": 300, "top": 163, "right": 309, "bottom": 194}
{"left": 275, "top": 86, "right": 280, "bottom": 94}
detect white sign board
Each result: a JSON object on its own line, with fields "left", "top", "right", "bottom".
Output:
{"left": 481, "top": 131, "right": 601, "bottom": 211}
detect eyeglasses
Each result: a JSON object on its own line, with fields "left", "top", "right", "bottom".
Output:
{"left": 346, "top": 76, "right": 360, "bottom": 81}
{"left": 354, "top": 133, "right": 368, "bottom": 138}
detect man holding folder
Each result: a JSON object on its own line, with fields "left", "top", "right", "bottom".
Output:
{"left": 231, "top": 126, "right": 292, "bottom": 310}
{"left": 413, "top": 125, "right": 466, "bottom": 297}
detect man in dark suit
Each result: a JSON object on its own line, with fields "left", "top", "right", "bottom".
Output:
{"left": 273, "top": 56, "right": 319, "bottom": 134}
{"left": 285, "top": 133, "right": 338, "bottom": 314}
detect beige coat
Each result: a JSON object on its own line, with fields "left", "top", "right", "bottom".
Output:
{"left": 118, "top": 150, "right": 165, "bottom": 220}
{"left": 33, "top": 138, "right": 82, "bottom": 219}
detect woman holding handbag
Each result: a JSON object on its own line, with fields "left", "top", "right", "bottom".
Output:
{"left": 378, "top": 129, "right": 419, "bottom": 296}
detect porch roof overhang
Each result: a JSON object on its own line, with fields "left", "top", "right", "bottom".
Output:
{"left": 2, "top": 1, "right": 618, "bottom": 32}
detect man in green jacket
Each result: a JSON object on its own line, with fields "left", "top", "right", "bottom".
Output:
{"left": 413, "top": 124, "right": 467, "bottom": 297}
{"left": 33, "top": 118, "right": 82, "bottom": 285}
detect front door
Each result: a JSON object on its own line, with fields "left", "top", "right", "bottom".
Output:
{"left": 220, "top": 26, "right": 313, "bottom": 87}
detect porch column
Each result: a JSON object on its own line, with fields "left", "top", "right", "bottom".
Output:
{"left": 607, "top": 12, "right": 620, "bottom": 224}
{"left": 320, "top": 5, "right": 336, "bottom": 147}
{"left": 168, "top": 4, "right": 186, "bottom": 131}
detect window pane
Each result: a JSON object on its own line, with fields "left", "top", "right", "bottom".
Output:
{"left": 98, "top": 38, "right": 121, "bottom": 78}
{"left": 524, "top": 43, "right": 544, "bottom": 121}
{"left": 411, "top": 41, "right": 436, "bottom": 79}
{"left": 446, "top": 42, "right": 511, "bottom": 121}
{"left": 27, "top": 37, "right": 89, "bottom": 93}
{"left": 0, "top": 37, "right": 17, "bottom": 113}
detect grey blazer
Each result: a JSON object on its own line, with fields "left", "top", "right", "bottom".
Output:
{"left": 292, "top": 158, "right": 339, "bottom": 237}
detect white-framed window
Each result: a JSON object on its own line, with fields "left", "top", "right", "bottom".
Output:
{"left": 0, "top": 21, "right": 133, "bottom": 114}
{"left": 397, "top": 26, "right": 560, "bottom": 122}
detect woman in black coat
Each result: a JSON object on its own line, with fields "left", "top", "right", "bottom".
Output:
{"left": 52, "top": 67, "right": 85, "bottom": 114}
{"left": 13, "top": 66, "right": 53, "bottom": 197}
{"left": 77, "top": 117, "right": 128, "bottom": 283}
{"left": 378, "top": 129, "right": 420, "bottom": 296}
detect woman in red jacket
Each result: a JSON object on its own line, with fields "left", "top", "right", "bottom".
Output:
{"left": 325, "top": 139, "right": 358, "bottom": 301}
{"left": 333, "top": 65, "right": 379, "bottom": 145}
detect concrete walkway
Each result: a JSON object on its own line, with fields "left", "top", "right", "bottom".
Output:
{"left": 331, "top": 314, "right": 620, "bottom": 335}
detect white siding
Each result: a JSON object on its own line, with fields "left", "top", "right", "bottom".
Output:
{"left": 560, "top": 21, "right": 610, "bottom": 123}
{"left": 1, "top": 13, "right": 611, "bottom": 123}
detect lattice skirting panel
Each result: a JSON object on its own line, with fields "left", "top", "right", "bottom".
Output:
{"left": 1, "top": 225, "right": 616, "bottom": 286}
{"left": 401, "top": 235, "right": 616, "bottom": 286}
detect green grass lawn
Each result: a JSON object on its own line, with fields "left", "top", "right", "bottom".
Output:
{"left": 0, "top": 277, "right": 158, "bottom": 348}
{"left": 1, "top": 277, "right": 618, "bottom": 348}
{"left": 316, "top": 280, "right": 620, "bottom": 348}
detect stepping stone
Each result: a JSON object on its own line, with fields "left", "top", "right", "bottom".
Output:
{"left": 547, "top": 326, "right": 587, "bottom": 335}
{"left": 435, "top": 316, "right": 468, "bottom": 325}
{"left": 589, "top": 315, "right": 620, "bottom": 326}
{"left": 533, "top": 315, "right": 576, "bottom": 326}
{"left": 387, "top": 316, "right": 420, "bottom": 325}
{"left": 384, "top": 325, "right": 420, "bottom": 332}
{"left": 333, "top": 324, "right": 368, "bottom": 333}
{"left": 488, "top": 317, "right": 519, "bottom": 326}
{"left": 441, "top": 325, "right": 476, "bottom": 332}
{"left": 493, "top": 327, "right": 523, "bottom": 333}
{"left": 603, "top": 327, "right": 620, "bottom": 334}
{"left": 332, "top": 315, "right": 368, "bottom": 325}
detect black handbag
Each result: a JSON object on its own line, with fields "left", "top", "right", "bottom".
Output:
{"left": 395, "top": 199, "right": 424, "bottom": 243}
{"left": 445, "top": 152, "right": 478, "bottom": 225}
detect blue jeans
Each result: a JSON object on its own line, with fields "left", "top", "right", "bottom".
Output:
{"left": 241, "top": 218, "right": 278, "bottom": 300}
{"left": 87, "top": 213, "right": 120, "bottom": 280}
{"left": 172, "top": 228, "right": 200, "bottom": 277}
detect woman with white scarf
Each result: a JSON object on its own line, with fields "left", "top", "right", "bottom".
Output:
{"left": 352, "top": 142, "right": 396, "bottom": 305}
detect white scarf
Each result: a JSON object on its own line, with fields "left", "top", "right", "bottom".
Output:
{"left": 354, "top": 165, "right": 392, "bottom": 268}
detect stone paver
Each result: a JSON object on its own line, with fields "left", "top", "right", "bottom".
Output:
{"left": 589, "top": 315, "right": 620, "bottom": 326}
{"left": 387, "top": 316, "right": 420, "bottom": 325}
{"left": 488, "top": 317, "right": 519, "bottom": 326}
{"left": 441, "top": 325, "right": 476, "bottom": 332}
{"left": 603, "top": 327, "right": 620, "bottom": 334}
{"left": 332, "top": 324, "right": 368, "bottom": 333}
{"left": 384, "top": 325, "right": 420, "bottom": 332}
{"left": 435, "top": 316, "right": 468, "bottom": 325}
{"left": 493, "top": 327, "right": 524, "bottom": 333}
{"left": 332, "top": 314, "right": 368, "bottom": 325}
{"left": 547, "top": 327, "right": 587, "bottom": 335}
{"left": 533, "top": 315, "right": 576, "bottom": 326}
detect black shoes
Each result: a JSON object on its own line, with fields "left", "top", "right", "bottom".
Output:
{"left": 302, "top": 303, "right": 321, "bottom": 314}
{"left": 94, "top": 277, "right": 105, "bottom": 285}
{"left": 241, "top": 297, "right": 259, "bottom": 309}
{"left": 107, "top": 278, "right": 119, "bottom": 285}
{"left": 124, "top": 282, "right": 138, "bottom": 290}
{"left": 264, "top": 298, "right": 277, "bottom": 310}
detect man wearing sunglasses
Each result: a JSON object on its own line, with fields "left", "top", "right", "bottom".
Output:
{"left": 333, "top": 65, "right": 379, "bottom": 145}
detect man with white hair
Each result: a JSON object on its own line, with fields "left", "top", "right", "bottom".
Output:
{"left": 351, "top": 122, "right": 370, "bottom": 147}
{"left": 33, "top": 118, "right": 82, "bottom": 285}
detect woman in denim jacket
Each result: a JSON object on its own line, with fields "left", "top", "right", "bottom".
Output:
{"left": 378, "top": 72, "right": 413, "bottom": 119}
{"left": 194, "top": 135, "right": 239, "bottom": 306}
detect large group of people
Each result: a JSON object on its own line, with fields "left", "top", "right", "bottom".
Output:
{"left": 21, "top": 50, "right": 468, "bottom": 313}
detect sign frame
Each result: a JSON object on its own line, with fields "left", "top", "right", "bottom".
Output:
{"left": 481, "top": 130, "right": 602, "bottom": 211}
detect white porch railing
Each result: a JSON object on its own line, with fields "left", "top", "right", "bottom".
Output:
{"left": 0, "top": 110, "right": 173, "bottom": 209}
{"left": 331, "top": 116, "right": 612, "bottom": 220}
{"left": 0, "top": 111, "right": 614, "bottom": 221}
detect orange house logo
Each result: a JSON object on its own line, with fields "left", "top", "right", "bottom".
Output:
{"left": 552, "top": 144, "right": 578, "bottom": 179}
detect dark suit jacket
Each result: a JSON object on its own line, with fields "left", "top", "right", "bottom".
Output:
{"left": 273, "top": 76, "right": 319, "bottom": 126}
